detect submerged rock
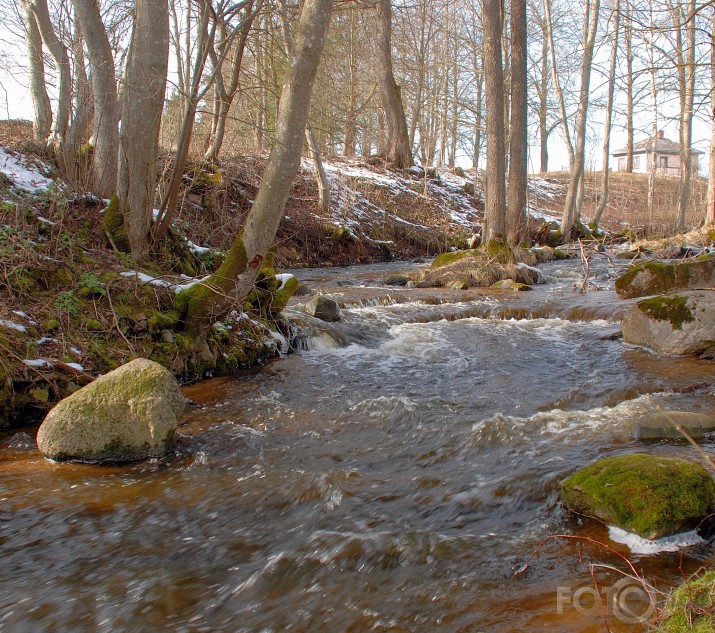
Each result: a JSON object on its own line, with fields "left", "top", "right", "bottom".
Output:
{"left": 561, "top": 453, "right": 715, "bottom": 539}
{"left": 305, "top": 295, "right": 341, "bottom": 322}
{"left": 37, "top": 358, "right": 187, "bottom": 463}
{"left": 622, "top": 291, "right": 715, "bottom": 356}
{"left": 615, "top": 254, "right": 715, "bottom": 299}
{"left": 634, "top": 411, "right": 715, "bottom": 440}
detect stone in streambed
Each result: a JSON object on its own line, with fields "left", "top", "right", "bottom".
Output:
{"left": 37, "top": 358, "right": 187, "bottom": 463}
{"left": 305, "top": 295, "right": 341, "bottom": 322}
{"left": 634, "top": 411, "right": 715, "bottom": 440}
{"left": 561, "top": 453, "right": 715, "bottom": 539}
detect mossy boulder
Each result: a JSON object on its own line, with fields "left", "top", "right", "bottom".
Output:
{"left": 622, "top": 291, "right": 715, "bottom": 356}
{"left": 653, "top": 572, "right": 715, "bottom": 632}
{"left": 634, "top": 411, "right": 715, "bottom": 441}
{"left": 615, "top": 254, "right": 715, "bottom": 299}
{"left": 561, "top": 453, "right": 715, "bottom": 539}
{"left": 384, "top": 274, "right": 409, "bottom": 286}
{"left": 37, "top": 358, "right": 187, "bottom": 463}
{"left": 491, "top": 279, "right": 531, "bottom": 291}
{"left": 431, "top": 249, "right": 482, "bottom": 269}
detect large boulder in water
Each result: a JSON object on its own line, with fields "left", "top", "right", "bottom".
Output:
{"left": 37, "top": 358, "right": 187, "bottom": 462}
{"left": 622, "top": 291, "right": 715, "bottom": 356}
{"left": 615, "top": 254, "right": 715, "bottom": 299}
{"left": 561, "top": 454, "right": 715, "bottom": 539}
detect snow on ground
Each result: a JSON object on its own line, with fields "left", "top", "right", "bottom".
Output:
{"left": 0, "top": 319, "right": 27, "bottom": 333}
{"left": 120, "top": 271, "right": 210, "bottom": 294}
{"left": 0, "top": 149, "right": 54, "bottom": 193}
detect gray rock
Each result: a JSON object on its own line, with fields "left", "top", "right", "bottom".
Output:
{"left": 305, "top": 296, "right": 341, "bottom": 322}
{"left": 634, "top": 411, "right": 715, "bottom": 440}
{"left": 622, "top": 290, "right": 715, "bottom": 356}
{"left": 615, "top": 254, "right": 715, "bottom": 299}
{"left": 37, "top": 358, "right": 186, "bottom": 463}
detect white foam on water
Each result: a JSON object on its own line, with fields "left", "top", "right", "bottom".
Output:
{"left": 609, "top": 526, "right": 706, "bottom": 554}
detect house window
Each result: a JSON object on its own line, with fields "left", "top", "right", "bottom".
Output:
{"left": 633, "top": 155, "right": 641, "bottom": 169}
{"left": 660, "top": 156, "right": 668, "bottom": 168}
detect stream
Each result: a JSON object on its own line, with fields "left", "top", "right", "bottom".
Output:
{"left": 1, "top": 256, "right": 714, "bottom": 632}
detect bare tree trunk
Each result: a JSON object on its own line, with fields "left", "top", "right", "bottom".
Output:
{"left": 179, "top": 0, "right": 334, "bottom": 340}
{"left": 27, "top": 0, "right": 71, "bottom": 148}
{"left": 62, "top": 19, "right": 93, "bottom": 180}
{"left": 593, "top": 0, "right": 620, "bottom": 229}
{"left": 560, "top": 0, "right": 599, "bottom": 238}
{"left": 205, "top": 3, "right": 257, "bottom": 162}
{"left": 625, "top": 0, "right": 634, "bottom": 172}
{"left": 483, "top": 0, "right": 506, "bottom": 246}
{"left": 20, "top": 0, "right": 52, "bottom": 142}
{"left": 473, "top": 67, "right": 483, "bottom": 171}
{"left": 508, "top": 0, "right": 528, "bottom": 245}
{"left": 538, "top": 28, "right": 549, "bottom": 173}
{"left": 306, "top": 125, "right": 331, "bottom": 212}
{"left": 375, "top": 0, "right": 413, "bottom": 168}
{"left": 672, "top": 0, "right": 695, "bottom": 233}
{"left": 72, "top": 0, "right": 119, "bottom": 197}
{"left": 544, "top": 0, "right": 573, "bottom": 167}
{"left": 706, "top": 7, "right": 715, "bottom": 227}
{"left": 117, "top": 0, "right": 169, "bottom": 264}
{"left": 647, "top": 3, "right": 658, "bottom": 231}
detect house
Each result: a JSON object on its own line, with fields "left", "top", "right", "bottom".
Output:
{"left": 611, "top": 131, "right": 702, "bottom": 176}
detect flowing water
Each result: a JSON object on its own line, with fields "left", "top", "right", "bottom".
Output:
{"left": 2, "top": 257, "right": 714, "bottom": 632}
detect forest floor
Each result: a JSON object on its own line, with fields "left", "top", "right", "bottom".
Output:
{"left": 0, "top": 119, "right": 712, "bottom": 427}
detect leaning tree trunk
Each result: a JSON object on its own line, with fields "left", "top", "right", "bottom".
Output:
{"left": 20, "top": 0, "right": 52, "bottom": 141}
{"left": 117, "top": 0, "right": 169, "bottom": 264}
{"left": 375, "top": 0, "right": 413, "bottom": 168}
{"left": 593, "top": 0, "right": 620, "bottom": 229}
{"left": 482, "top": 0, "right": 506, "bottom": 247}
{"left": 27, "top": 0, "right": 71, "bottom": 148}
{"left": 507, "top": 0, "right": 528, "bottom": 245}
{"left": 179, "top": 0, "right": 335, "bottom": 341}
{"left": 560, "top": 0, "right": 600, "bottom": 238}
{"left": 72, "top": 0, "right": 119, "bottom": 198}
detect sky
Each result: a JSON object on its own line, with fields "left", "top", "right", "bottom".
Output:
{"left": 0, "top": 21, "right": 712, "bottom": 177}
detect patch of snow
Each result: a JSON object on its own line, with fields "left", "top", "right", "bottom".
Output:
{"left": 37, "top": 337, "right": 59, "bottom": 345}
{"left": 37, "top": 216, "right": 55, "bottom": 225}
{"left": 12, "top": 310, "right": 37, "bottom": 324}
{"left": 0, "top": 149, "right": 54, "bottom": 192}
{"left": 23, "top": 358, "right": 51, "bottom": 368}
{"left": 65, "top": 362, "right": 84, "bottom": 371}
{"left": 609, "top": 526, "right": 706, "bottom": 554}
{"left": 71, "top": 347, "right": 82, "bottom": 357}
{"left": 0, "top": 319, "right": 27, "bottom": 333}
{"left": 276, "top": 273, "right": 295, "bottom": 291}
{"left": 187, "top": 240, "right": 213, "bottom": 255}
{"left": 121, "top": 270, "right": 210, "bottom": 294}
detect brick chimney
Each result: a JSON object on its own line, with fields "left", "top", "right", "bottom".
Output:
{"left": 657, "top": 130, "right": 664, "bottom": 140}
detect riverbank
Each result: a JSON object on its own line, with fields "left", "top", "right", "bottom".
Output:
{"left": 1, "top": 121, "right": 712, "bottom": 428}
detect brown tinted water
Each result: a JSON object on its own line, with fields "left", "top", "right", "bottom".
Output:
{"left": 1, "top": 258, "right": 714, "bottom": 632}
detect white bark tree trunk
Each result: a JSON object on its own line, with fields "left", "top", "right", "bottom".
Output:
{"left": 706, "top": 7, "right": 715, "bottom": 227}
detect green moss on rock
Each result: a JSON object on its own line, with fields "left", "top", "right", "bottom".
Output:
{"left": 637, "top": 295, "right": 695, "bottom": 330}
{"left": 615, "top": 254, "right": 715, "bottom": 299}
{"left": 431, "top": 249, "right": 482, "bottom": 269}
{"left": 561, "top": 453, "right": 715, "bottom": 538}
{"left": 654, "top": 572, "right": 715, "bottom": 632}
